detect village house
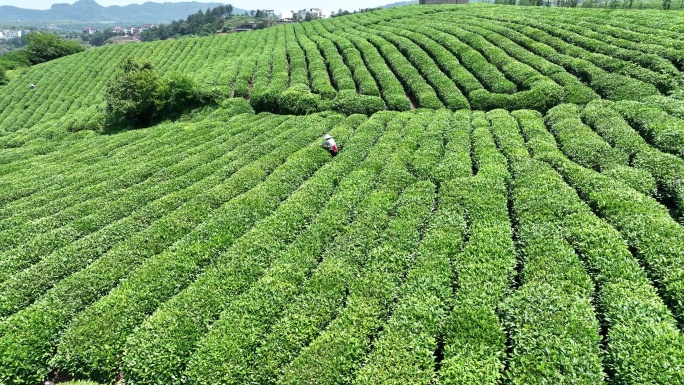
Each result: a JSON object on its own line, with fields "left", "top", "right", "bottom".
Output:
{"left": 278, "top": 10, "right": 297, "bottom": 22}
{"left": 123, "top": 27, "right": 140, "bottom": 35}
{"left": 296, "top": 8, "right": 331, "bottom": 19}
{"left": 297, "top": 8, "right": 315, "bottom": 19}
{"left": 235, "top": 22, "right": 258, "bottom": 32}
{"left": 1, "top": 30, "right": 21, "bottom": 39}
{"left": 83, "top": 27, "right": 96, "bottom": 35}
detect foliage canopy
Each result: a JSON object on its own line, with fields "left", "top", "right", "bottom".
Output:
{"left": 103, "top": 58, "right": 218, "bottom": 130}
{"left": 25, "top": 33, "right": 84, "bottom": 65}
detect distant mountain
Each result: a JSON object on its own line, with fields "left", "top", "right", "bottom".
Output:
{"left": 0, "top": 0, "right": 248, "bottom": 24}
{"left": 383, "top": 1, "right": 419, "bottom": 8}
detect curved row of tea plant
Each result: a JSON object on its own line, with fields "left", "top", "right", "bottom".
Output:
{"left": 2, "top": 3, "right": 683, "bottom": 138}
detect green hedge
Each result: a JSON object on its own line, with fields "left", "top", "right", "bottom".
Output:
{"left": 121, "top": 114, "right": 381, "bottom": 385}
{"left": 490, "top": 110, "right": 605, "bottom": 385}
{"left": 613, "top": 101, "right": 684, "bottom": 158}
{"left": 330, "top": 90, "right": 386, "bottom": 116}
{"left": 581, "top": 99, "right": 684, "bottom": 221}
{"left": 0, "top": 115, "right": 296, "bottom": 384}
{"left": 49, "top": 115, "right": 342, "bottom": 382}
{"left": 515, "top": 108, "right": 684, "bottom": 384}
{"left": 186, "top": 114, "right": 419, "bottom": 385}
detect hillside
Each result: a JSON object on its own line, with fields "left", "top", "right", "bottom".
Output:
{"left": 1, "top": 4, "right": 684, "bottom": 385}
{"left": 0, "top": 0, "right": 247, "bottom": 24}
{"left": 383, "top": 0, "right": 419, "bottom": 7}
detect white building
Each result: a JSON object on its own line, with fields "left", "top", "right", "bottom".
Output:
{"left": 2, "top": 30, "right": 21, "bottom": 39}
{"left": 280, "top": 10, "right": 295, "bottom": 20}
{"left": 296, "top": 8, "right": 330, "bottom": 19}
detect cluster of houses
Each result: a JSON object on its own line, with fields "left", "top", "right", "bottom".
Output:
{"left": 281, "top": 8, "right": 332, "bottom": 21}
{"left": 234, "top": 8, "right": 332, "bottom": 32}
{"left": 82, "top": 24, "right": 158, "bottom": 36}
{"left": 5, "top": 2, "right": 470, "bottom": 41}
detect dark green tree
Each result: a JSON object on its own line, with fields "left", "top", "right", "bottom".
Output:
{"left": 24, "top": 33, "right": 84, "bottom": 65}
{"left": 103, "top": 59, "right": 218, "bottom": 130}
{"left": 89, "top": 29, "right": 116, "bottom": 47}
{"left": 304, "top": 12, "right": 319, "bottom": 21}
{"left": 103, "top": 59, "right": 162, "bottom": 129}
{"left": 333, "top": 8, "right": 352, "bottom": 17}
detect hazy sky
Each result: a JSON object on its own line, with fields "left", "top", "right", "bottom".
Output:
{"left": 0, "top": 0, "right": 399, "bottom": 11}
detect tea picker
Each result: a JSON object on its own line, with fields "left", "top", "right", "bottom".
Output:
{"left": 320, "top": 134, "right": 338, "bottom": 157}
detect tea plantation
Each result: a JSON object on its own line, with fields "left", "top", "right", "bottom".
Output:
{"left": 0, "top": 3, "right": 683, "bottom": 385}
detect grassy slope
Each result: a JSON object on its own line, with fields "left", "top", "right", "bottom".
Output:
{"left": 0, "top": 4, "right": 684, "bottom": 385}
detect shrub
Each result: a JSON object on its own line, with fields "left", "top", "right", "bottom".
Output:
{"left": 103, "top": 59, "right": 216, "bottom": 130}
{"left": 277, "top": 84, "right": 324, "bottom": 115}
{"left": 216, "top": 98, "right": 255, "bottom": 117}
{"left": 25, "top": 32, "right": 84, "bottom": 65}
{"left": 603, "top": 166, "right": 658, "bottom": 197}
{"left": 158, "top": 72, "right": 214, "bottom": 114}
{"left": 103, "top": 59, "right": 164, "bottom": 129}
{"left": 0, "top": 49, "right": 30, "bottom": 69}
{"left": 0, "top": 50, "right": 31, "bottom": 86}
{"left": 590, "top": 72, "right": 659, "bottom": 101}
{"left": 330, "top": 90, "right": 386, "bottom": 116}
{"left": 67, "top": 106, "right": 104, "bottom": 132}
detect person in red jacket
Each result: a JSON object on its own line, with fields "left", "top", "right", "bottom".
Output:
{"left": 321, "top": 134, "right": 338, "bottom": 157}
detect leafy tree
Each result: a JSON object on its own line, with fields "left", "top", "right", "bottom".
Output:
{"left": 663, "top": 0, "right": 672, "bottom": 8}
{"left": 0, "top": 48, "right": 31, "bottom": 85}
{"left": 333, "top": 7, "right": 381, "bottom": 16}
{"left": 94, "top": 29, "right": 116, "bottom": 46}
{"left": 304, "top": 12, "right": 319, "bottom": 21}
{"left": 142, "top": 4, "right": 234, "bottom": 42}
{"left": 24, "top": 33, "right": 84, "bottom": 65}
{"left": 103, "top": 59, "right": 218, "bottom": 130}
{"left": 333, "top": 9, "right": 352, "bottom": 17}
{"left": 0, "top": 49, "right": 30, "bottom": 69}
{"left": 141, "top": 24, "right": 171, "bottom": 42}
{"left": 5, "top": 35, "right": 28, "bottom": 49}
{"left": 103, "top": 59, "right": 162, "bottom": 128}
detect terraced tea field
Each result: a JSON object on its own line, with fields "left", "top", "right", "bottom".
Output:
{"left": 0, "top": 3, "right": 683, "bottom": 385}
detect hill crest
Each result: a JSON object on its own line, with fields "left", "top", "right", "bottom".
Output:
{"left": 0, "top": 0, "right": 247, "bottom": 24}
